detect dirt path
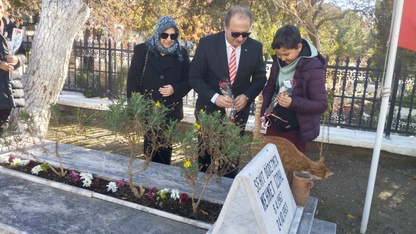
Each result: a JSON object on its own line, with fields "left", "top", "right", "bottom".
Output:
{"left": 307, "top": 144, "right": 416, "bottom": 234}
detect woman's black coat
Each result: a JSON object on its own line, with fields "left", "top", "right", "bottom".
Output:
{"left": 126, "top": 43, "right": 191, "bottom": 121}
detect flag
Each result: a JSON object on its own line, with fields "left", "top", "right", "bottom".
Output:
{"left": 398, "top": 0, "right": 416, "bottom": 52}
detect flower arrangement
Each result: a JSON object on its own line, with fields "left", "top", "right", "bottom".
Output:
{"left": 1, "top": 154, "right": 49, "bottom": 175}
{"left": 219, "top": 79, "right": 236, "bottom": 122}
{"left": 1, "top": 154, "right": 190, "bottom": 209}
{"left": 262, "top": 79, "right": 297, "bottom": 129}
{"left": 146, "top": 187, "right": 189, "bottom": 206}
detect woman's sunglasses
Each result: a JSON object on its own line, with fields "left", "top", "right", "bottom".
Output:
{"left": 160, "top": 33, "right": 179, "bottom": 40}
{"left": 231, "top": 32, "right": 251, "bottom": 38}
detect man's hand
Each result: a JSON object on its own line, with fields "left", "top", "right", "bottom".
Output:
{"left": 234, "top": 94, "right": 248, "bottom": 111}
{"left": 215, "top": 95, "right": 233, "bottom": 108}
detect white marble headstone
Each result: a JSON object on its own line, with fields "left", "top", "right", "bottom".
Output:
{"left": 208, "top": 143, "right": 301, "bottom": 234}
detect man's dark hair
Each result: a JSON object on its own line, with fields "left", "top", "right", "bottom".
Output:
{"left": 272, "top": 25, "right": 302, "bottom": 50}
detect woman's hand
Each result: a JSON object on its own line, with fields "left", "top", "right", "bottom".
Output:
{"left": 159, "top": 85, "right": 174, "bottom": 97}
{"left": 276, "top": 92, "right": 292, "bottom": 108}
{"left": 7, "top": 55, "right": 18, "bottom": 66}
{"left": 0, "top": 61, "right": 14, "bottom": 71}
{"left": 260, "top": 116, "right": 270, "bottom": 129}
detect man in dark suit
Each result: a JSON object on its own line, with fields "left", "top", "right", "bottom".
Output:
{"left": 189, "top": 6, "right": 266, "bottom": 178}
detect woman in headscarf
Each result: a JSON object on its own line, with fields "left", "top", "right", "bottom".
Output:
{"left": 127, "top": 16, "right": 191, "bottom": 165}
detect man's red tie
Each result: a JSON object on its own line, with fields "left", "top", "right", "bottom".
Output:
{"left": 229, "top": 47, "right": 236, "bottom": 85}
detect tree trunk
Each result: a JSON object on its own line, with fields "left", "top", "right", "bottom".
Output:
{"left": 17, "top": 0, "right": 90, "bottom": 138}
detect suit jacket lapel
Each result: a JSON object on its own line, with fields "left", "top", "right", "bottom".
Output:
{"left": 215, "top": 32, "right": 229, "bottom": 81}
{"left": 237, "top": 41, "right": 250, "bottom": 79}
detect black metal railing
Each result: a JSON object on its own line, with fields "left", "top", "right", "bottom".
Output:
{"left": 325, "top": 57, "right": 415, "bottom": 136}
{"left": 61, "top": 39, "right": 415, "bottom": 136}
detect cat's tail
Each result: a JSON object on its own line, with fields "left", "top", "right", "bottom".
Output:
{"left": 253, "top": 93, "right": 263, "bottom": 140}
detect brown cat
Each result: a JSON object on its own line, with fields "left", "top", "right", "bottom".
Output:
{"left": 251, "top": 135, "right": 333, "bottom": 182}
{"left": 251, "top": 94, "right": 333, "bottom": 182}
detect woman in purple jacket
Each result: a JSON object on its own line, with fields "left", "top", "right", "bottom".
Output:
{"left": 260, "top": 25, "right": 328, "bottom": 153}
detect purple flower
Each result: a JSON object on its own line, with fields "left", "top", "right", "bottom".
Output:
{"left": 8, "top": 156, "right": 16, "bottom": 163}
{"left": 26, "top": 160, "right": 37, "bottom": 169}
{"left": 69, "top": 171, "right": 80, "bottom": 183}
{"left": 115, "top": 179, "right": 125, "bottom": 188}
{"left": 148, "top": 187, "right": 157, "bottom": 201}
{"left": 179, "top": 193, "right": 188, "bottom": 204}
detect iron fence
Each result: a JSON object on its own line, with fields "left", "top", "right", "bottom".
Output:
{"left": 65, "top": 39, "right": 416, "bottom": 136}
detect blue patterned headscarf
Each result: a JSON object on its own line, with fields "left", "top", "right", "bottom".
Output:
{"left": 146, "top": 16, "right": 184, "bottom": 61}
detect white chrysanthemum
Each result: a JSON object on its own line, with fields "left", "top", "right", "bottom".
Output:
{"left": 170, "top": 189, "right": 179, "bottom": 200}
{"left": 82, "top": 178, "right": 92, "bottom": 187}
{"left": 106, "top": 182, "right": 118, "bottom": 193}
{"left": 11, "top": 158, "right": 22, "bottom": 167}
{"left": 19, "top": 160, "right": 30, "bottom": 166}
{"left": 80, "top": 172, "right": 93, "bottom": 180}
{"left": 0, "top": 155, "right": 10, "bottom": 163}
{"left": 31, "top": 165, "right": 42, "bottom": 175}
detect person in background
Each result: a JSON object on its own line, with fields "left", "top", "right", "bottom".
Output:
{"left": 0, "top": 1, "right": 27, "bottom": 136}
{"left": 16, "top": 18, "right": 23, "bottom": 29}
{"left": 126, "top": 16, "right": 191, "bottom": 165}
{"left": 260, "top": 24, "right": 328, "bottom": 153}
{"left": 5, "top": 14, "right": 15, "bottom": 40}
{"left": 189, "top": 6, "right": 266, "bottom": 178}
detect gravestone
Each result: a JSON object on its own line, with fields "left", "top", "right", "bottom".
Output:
{"left": 208, "top": 144, "right": 303, "bottom": 234}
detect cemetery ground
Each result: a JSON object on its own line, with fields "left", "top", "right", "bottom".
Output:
{"left": 45, "top": 106, "right": 415, "bottom": 234}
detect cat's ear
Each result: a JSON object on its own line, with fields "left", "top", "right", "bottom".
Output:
{"left": 312, "top": 175, "right": 323, "bottom": 180}
{"left": 319, "top": 157, "right": 325, "bottom": 162}
{"left": 326, "top": 171, "right": 334, "bottom": 177}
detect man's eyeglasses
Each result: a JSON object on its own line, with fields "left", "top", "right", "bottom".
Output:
{"left": 231, "top": 32, "right": 251, "bottom": 38}
{"left": 160, "top": 33, "right": 179, "bottom": 40}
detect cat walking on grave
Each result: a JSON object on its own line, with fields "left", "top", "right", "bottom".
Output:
{"left": 251, "top": 94, "right": 333, "bottom": 182}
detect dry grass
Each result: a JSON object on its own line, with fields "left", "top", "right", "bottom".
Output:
{"left": 47, "top": 106, "right": 188, "bottom": 166}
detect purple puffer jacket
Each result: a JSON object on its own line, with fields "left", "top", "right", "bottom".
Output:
{"left": 261, "top": 53, "right": 328, "bottom": 143}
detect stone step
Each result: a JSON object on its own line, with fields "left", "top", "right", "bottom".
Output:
{"left": 311, "top": 218, "right": 337, "bottom": 234}
{"left": 296, "top": 197, "right": 336, "bottom": 234}
{"left": 296, "top": 196, "right": 318, "bottom": 234}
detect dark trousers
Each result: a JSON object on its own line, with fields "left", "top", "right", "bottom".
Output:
{"left": 0, "top": 109, "right": 11, "bottom": 135}
{"left": 198, "top": 148, "right": 239, "bottom": 179}
{"left": 198, "top": 121, "right": 246, "bottom": 179}
{"left": 143, "top": 130, "right": 172, "bottom": 165}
